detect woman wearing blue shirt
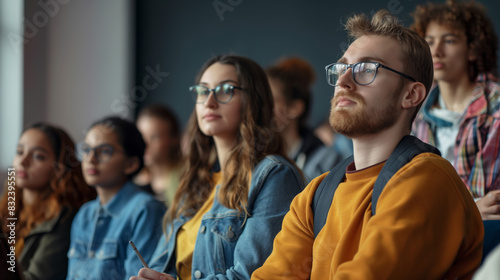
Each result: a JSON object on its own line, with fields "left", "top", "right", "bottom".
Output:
{"left": 66, "top": 117, "right": 166, "bottom": 280}
{"left": 131, "top": 55, "right": 305, "bottom": 280}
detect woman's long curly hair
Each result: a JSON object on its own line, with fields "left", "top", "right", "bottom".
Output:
{"left": 411, "top": 0, "right": 498, "bottom": 80}
{"left": 164, "top": 55, "right": 288, "bottom": 229}
{"left": 0, "top": 123, "right": 96, "bottom": 255}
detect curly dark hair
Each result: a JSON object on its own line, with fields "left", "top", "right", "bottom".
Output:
{"left": 411, "top": 0, "right": 498, "bottom": 80}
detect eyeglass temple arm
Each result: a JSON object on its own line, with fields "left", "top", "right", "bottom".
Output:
{"left": 379, "top": 65, "right": 417, "bottom": 82}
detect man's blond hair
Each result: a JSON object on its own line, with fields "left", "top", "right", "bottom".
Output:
{"left": 344, "top": 10, "right": 433, "bottom": 126}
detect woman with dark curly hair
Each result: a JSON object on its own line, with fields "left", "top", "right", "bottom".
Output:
{"left": 0, "top": 123, "right": 96, "bottom": 279}
{"left": 411, "top": 0, "right": 500, "bottom": 220}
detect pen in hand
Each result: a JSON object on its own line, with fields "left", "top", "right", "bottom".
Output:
{"left": 129, "top": 240, "right": 149, "bottom": 268}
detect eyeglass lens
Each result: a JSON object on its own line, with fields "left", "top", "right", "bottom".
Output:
{"left": 189, "top": 84, "right": 236, "bottom": 104}
{"left": 326, "top": 62, "right": 378, "bottom": 86}
{"left": 78, "top": 143, "right": 114, "bottom": 163}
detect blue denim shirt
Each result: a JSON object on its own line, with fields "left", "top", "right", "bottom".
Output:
{"left": 149, "top": 155, "right": 305, "bottom": 279}
{"left": 67, "top": 181, "right": 166, "bottom": 280}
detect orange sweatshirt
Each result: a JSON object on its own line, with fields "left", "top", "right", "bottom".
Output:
{"left": 252, "top": 153, "right": 483, "bottom": 280}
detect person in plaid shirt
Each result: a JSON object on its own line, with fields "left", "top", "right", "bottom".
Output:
{"left": 411, "top": 0, "right": 500, "bottom": 221}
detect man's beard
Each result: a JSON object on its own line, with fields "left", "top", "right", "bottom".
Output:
{"left": 329, "top": 86, "right": 402, "bottom": 138}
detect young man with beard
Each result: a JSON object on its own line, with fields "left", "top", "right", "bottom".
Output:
{"left": 251, "top": 10, "right": 483, "bottom": 280}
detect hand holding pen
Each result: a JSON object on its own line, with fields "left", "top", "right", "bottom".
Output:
{"left": 129, "top": 240, "right": 175, "bottom": 280}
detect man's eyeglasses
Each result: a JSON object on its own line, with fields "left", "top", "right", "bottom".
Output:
{"left": 325, "top": 61, "right": 417, "bottom": 87}
{"left": 77, "top": 143, "right": 120, "bottom": 163}
{"left": 189, "top": 83, "right": 243, "bottom": 104}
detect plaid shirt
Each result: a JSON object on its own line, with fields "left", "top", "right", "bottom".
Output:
{"left": 413, "top": 76, "right": 500, "bottom": 198}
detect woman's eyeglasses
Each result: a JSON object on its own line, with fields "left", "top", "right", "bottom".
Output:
{"left": 77, "top": 143, "right": 121, "bottom": 163}
{"left": 189, "top": 83, "right": 242, "bottom": 104}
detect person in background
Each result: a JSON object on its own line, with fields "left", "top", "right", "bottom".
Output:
{"left": 252, "top": 10, "right": 483, "bottom": 279}
{"left": 135, "top": 105, "right": 184, "bottom": 207}
{"left": 266, "top": 57, "right": 341, "bottom": 181}
{"left": 67, "top": 116, "right": 165, "bottom": 280}
{"left": 131, "top": 54, "right": 305, "bottom": 280}
{"left": 313, "top": 117, "right": 352, "bottom": 153}
{"left": 0, "top": 123, "right": 96, "bottom": 280}
{"left": 307, "top": 117, "right": 353, "bottom": 179}
{"left": 411, "top": 0, "right": 500, "bottom": 220}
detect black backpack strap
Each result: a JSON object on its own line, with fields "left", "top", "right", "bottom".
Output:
{"left": 371, "top": 135, "right": 441, "bottom": 215}
{"left": 312, "top": 155, "right": 353, "bottom": 237}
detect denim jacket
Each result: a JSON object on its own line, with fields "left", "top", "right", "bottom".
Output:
{"left": 149, "top": 155, "right": 305, "bottom": 279}
{"left": 66, "top": 181, "right": 166, "bottom": 280}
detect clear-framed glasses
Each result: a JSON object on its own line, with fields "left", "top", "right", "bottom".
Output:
{"left": 189, "top": 83, "right": 243, "bottom": 104}
{"left": 325, "top": 61, "right": 417, "bottom": 87}
{"left": 77, "top": 142, "right": 119, "bottom": 163}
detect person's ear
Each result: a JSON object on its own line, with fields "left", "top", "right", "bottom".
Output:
{"left": 124, "top": 157, "right": 140, "bottom": 176}
{"left": 288, "top": 100, "right": 305, "bottom": 119}
{"left": 402, "top": 82, "right": 426, "bottom": 109}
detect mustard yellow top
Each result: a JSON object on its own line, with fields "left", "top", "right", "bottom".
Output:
{"left": 164, "top": 165, "right": 183, "bottom": 207}
{"left": 176, "top": 172, "right": 221, "bottom": 280}
{"left": 252, "top": 153, "right": 483, "bottom": 280}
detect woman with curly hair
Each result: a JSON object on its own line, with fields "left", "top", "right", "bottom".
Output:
{"left": 411, "top": 0, "right": 500, "bottom": 263}
{"left": 131, "top": 54, "right": 305, "bottom": 280}
{"left": 0, "top": 123, "right": 96, "bottom": 279}
{"left": 411, "top": 0, "right": 500, "bottom": 220}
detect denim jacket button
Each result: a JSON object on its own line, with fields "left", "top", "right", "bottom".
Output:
{"left": 88, "top": 250, "right": 95, "bottom": 258}
{"left": 194, "top": 270, "right": 202, "bottom": 279}
{"left": 226, "top": 228, "right": 234, "bottom": 239}
{"left": 200, "top": 225, "right": 206, "bottom": 234}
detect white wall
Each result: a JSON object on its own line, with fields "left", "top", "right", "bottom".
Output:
{"left": 43, "top": 0, "right": 134, "bottom": 142}
{"left": 0, "top": 0, "right": 23, "bottom": 185}
{"left": 0, "top": 0, "right": 133, "bottom": 185}
{"left": 22, "top": 0, "right": 134, "bottom": 143}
